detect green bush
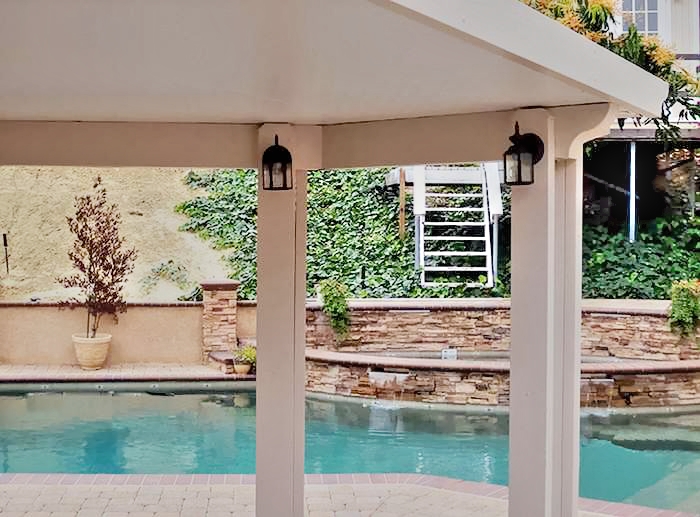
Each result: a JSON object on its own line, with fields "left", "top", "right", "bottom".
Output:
{"left": 318, "top": 279, "right": 351, "bottom": 340}
{"left": 582, "top": 217, "right": 700, "bottom": 299}
{"left": 669, "top": 280, "right": 700, "bottom": 340}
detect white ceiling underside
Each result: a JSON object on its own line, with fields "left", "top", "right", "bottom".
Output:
{"left": 0, "top": 0, "right": 667, "bottom": 124}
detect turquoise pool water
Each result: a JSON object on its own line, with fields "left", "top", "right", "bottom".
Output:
{"left": 0, "top": 392, "right": 699, "bottom": 511}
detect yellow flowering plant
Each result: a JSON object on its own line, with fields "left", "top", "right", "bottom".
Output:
{"left": 522, "top": 0, "right": 700, "bottom": 148}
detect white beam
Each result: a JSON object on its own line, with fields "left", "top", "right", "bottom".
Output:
{"left": 0, "top": 121, "right": 258, "bottom": 168}
{"left": 255, "top": 124, "right": 312, "bottom": 517}
{"left": 322, "top": 111, "right": 516, "bottom": 168}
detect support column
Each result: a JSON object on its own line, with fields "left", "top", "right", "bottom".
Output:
{"left": 508, "top": 104, "right": 613, "bottom": 517}
{"left": 256, "top": 125, "right": 307, "bottom": 517}
{"left": 553, "top": 155, "right": 584, "bottom": 515}
{"left": 509, "top": 109, "right": 559, "bottom": 517}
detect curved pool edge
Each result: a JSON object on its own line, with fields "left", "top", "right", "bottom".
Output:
{"left": 306, "top": 388, "right": 700, "bottom": 416}
{"left": 0, "top": 380, "right": 256, "bottom": 394}
{"left": 2, "top": 380, "right": 698, "bottom": 417}
{"left": 306, "top": 349, "right": 700, "bottom": 409}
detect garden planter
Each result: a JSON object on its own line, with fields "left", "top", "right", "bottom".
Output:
{"left": 72, "top": 333, "right": 111, "bottom": 370}
{"left": 233, "top": 363, "right": 252, "bottom": 375}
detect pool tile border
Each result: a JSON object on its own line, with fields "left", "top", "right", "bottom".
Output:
{"left": 0, "top": 473, "right": 695, "bottom": 516}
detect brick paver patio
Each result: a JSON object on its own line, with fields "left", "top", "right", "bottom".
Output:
{"left": 0, "top": 474, "right": 696, "bottom": 517}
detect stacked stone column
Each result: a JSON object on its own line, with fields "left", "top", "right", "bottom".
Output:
{"left": 201, "top": 280, "right": 240, "bottom": 363}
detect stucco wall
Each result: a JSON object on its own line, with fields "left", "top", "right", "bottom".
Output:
{"left": 0, "top": 303, "right": 202, "bottom": 365}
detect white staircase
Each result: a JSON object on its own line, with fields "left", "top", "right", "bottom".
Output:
{"left": 387, "top": 163, "right": 503, "bottom": 289}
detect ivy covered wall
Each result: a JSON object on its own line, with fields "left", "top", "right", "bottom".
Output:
{"left": 176, "top": 168, "right": 698, "bottom": 301}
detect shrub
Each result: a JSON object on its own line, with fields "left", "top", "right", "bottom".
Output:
{"left": 318, "top": 279, "right": 351, "bottom": 340}
{"left": 669, "top": 280, "right": 700, "bottom": 340}
{"left": 582, "top": 217, "right": 700, "bottom": 299}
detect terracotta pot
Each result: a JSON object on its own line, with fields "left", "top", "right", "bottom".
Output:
{"left": 233, "top": 363, "right": 252, "bottom": 375}
{"left": 72, "top": 333, "right": 111, "bottom": 370}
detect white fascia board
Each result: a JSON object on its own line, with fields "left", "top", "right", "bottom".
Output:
{"left": 385, "top": 0, "right": 668, "bottom": 117}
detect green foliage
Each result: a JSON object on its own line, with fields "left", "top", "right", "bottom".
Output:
{"left": 140, "top": 259, "right": 194, "bottom": 295}
{"left": 605, "top": 27, "right": 700, "bottom": 147}
{"left": 523, "top": 0, "right": 700, "bottom": 149}
{"left": 176, "top": 169, "right": 697, "bottom": 302}
{"left": 176, "top": 168, "right": 508, "bottom": 300}
{"left": 318, "top": 279, "right": 351, "bottom": 339}
{"left": 176, "top": 169, "right": 258, "bottom": 299}
{"left": 582, "top": 217, "right": 700, "bottom": 299}
{"left": 669, "top": 280, "right": 700, "bottom": 339}
{"left": 235, "top": 345, "right": 257, "bottom": 365}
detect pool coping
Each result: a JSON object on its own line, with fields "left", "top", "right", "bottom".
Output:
{"left": 305, "top": 349, "right": 700, "bottom": 374}
{"left": 0, "top": 473, "right": 695, "bottom": 516}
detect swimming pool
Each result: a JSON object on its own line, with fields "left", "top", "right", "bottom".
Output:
{"left": 0, "top": 391, "right": 698, "bottom": 512}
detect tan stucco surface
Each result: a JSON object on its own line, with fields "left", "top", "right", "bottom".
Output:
{"left": 0, "top": 305, "right": 202, "bottom": 365}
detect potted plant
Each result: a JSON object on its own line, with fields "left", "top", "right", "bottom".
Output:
{"left": 58, "top": 177, "right": 137, "bottom": 370}
{"left": 234, "top": 345, "right": 256, "bottom": 375}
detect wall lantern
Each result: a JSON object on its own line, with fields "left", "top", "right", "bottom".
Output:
{"left": 261, "top": 135, "right": 293, "bottom": 191}
{"left": 503, "top": 122, "right": 544, "bottom": 186}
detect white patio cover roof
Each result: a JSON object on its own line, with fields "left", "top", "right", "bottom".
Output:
{"left": 0, "top": 0, "right": 667, "bottom": 124}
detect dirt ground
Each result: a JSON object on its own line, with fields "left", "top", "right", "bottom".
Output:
{"left": 0, "top": 166, "right": 227, "bottom": 302}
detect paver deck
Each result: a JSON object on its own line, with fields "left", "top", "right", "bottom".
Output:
{"left": 0, "top": 474, "right": 696, "bottom": 517}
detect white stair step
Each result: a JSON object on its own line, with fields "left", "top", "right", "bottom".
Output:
{"left": 425, "top": 193, "right": 483, "bottom": 198}
{"left": 424, "top": 251, "right": 487, "bottom": 257}
{"left": 424, "top": 221, "right": 485, "bottom": 227}
{"left": 425, "top": 207, "right": 485, "bottom": 212}
{"left": 424, "top": 266, "right": 490, "bottom": 272}
{"left": 423, "top": 282, "right": 492, "bottom": 288}
{"left": 424, "top": 236, "right": 486, "bottom": 241}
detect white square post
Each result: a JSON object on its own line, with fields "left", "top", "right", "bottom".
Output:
{"left": 256, "top": 124, "right": 308, "bottom": 517}
{"left": 508, "top": 105, "right": 614, "bottom": 517}
{"left": 509, "top": 108, "right": 580, "bottom": 517}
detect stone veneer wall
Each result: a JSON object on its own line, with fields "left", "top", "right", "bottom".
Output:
{"left": 201, "top": 280, "right": 240, "bottom": 362}
{"left": 305, "top": 360, "right": 510, "bottom": 406}
{"left": 305, "top": 299, "right": 700, "bottom": 361}
{"left": 305, "top": 358, "right": 700, "bottom": 408}
{"left": 581, "top": 372, "right": 700, "bottom": 408}
{"left": 305, "top": 300, "right": 512, "bottom": 353}
{"left": 582, "top": 312, "right": 700, "bottom": 360}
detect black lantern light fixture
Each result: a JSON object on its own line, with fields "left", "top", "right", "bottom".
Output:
{"left": 503, "top": 122, "right": 544, "bottom": 186}
{"left": 261, "top": 135, "right": 293, "bottom": 191}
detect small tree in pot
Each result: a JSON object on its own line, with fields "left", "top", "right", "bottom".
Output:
{"left": 58, "top": 177, "right": 137, "bottom": 370}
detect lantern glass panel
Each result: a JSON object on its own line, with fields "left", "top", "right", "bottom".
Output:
{"left": 272, "top": 162, "right": 286, "bottom": 189}
{"left": 505, "top": 151, "right": 520, "bottom": 184}
{"left": 520, "top": 151, "right": 534, "bottom": 184}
